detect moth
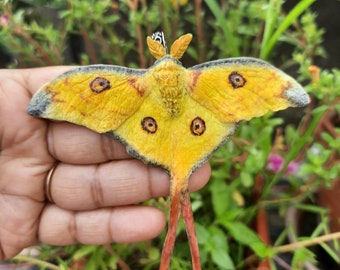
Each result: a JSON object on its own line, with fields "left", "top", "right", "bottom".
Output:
{"left": 28, "top": 32, "right": 310, "bottom": 270}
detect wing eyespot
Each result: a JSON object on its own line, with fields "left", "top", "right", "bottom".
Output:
{"left": 190, "top": 117, "right": 206, "bottom": 136}
{"left": 141, "top": 117, "right": 158, "bottom": 134}
{"left": 228, "top": 72, "right": 246, "bottom": 89}
{"left": 90, "top": 77, "right": 111, "bottom": 93}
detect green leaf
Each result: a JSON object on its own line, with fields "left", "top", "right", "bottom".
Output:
{"left": 221, "top": 221, "right": 273, "bottom": 258}
{"left": 148, "top": 247, "right": 160, "bottom": 261}
{"left": 261, "top": 0, "right": 316, "bottom": 59}
{"left": 204, "top": 0, "right": 240, "bottom": 56}
{"left": 291, "top": 248, "right": 316, "bottom": 270}
{"left": 261, "top": 0, "right": 283, "bottom": 58}
{"left": 73, "top": 245, "right": 97, "bottom": 260}
{"left": 203, "top": 226, "right": 235, "bottom": 269}
{"left": 58, "top": 262, "right": 69, "bottom": 270}
{"left": 240, "top": 171, "right": 254, "bottom": 187}
{"left": 196, "top": 223, "right": 210, "bottom": 245}
{"left": 208, "top": 226, "right": 229, "bottom": 252}
{"left": 211, "top": 249, "right": 235, "bottom": 269}
{"left": 209, "top": 177, "right": 230, "bottom": 217}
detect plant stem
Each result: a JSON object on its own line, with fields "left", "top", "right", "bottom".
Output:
{"left": 243, "top": 231, "right": 340, "bottom": 268}
{"left": 127, "top": 0, "right": 146, "bottom": 68}
{"left": 205, "top": 0, "right": 240, "bottom": 57}
{"left": 275, "top": 231, "right": 340, "bottom": 253}
{"left": 14, "top": 25, "right": 54, "bottom": 65}
{"left": 94, "top": 25, "right": 114, "bottom": 64}
{"left": 13, "top": 255, "right": 59, "bottom": 270}
{"left": 80, "top": 28, "right": 98, "bottom": 64}
{"left": 135, "top": 23, "right": 146, "bottom": 68}
{"left": 194, "top": 0, "right": 204, "bottom": 62}
{"left": 103, "top": 25, "right": 125, "bottom": 66}
{"left": 103, "top": 244, "right": 131, "bottom": 270}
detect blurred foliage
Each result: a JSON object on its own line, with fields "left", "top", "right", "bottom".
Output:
{"left": 1, "top": 0, "right": 340, "bottom": 269}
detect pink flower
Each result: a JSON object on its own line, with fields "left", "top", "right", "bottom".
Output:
{"left": 266, "top": 153, "right": 283, "bottom": 172}
{"left": 0, "top": 14, "right": 9, "bottom": 27}
{"left": 285, "top": 160, "right": 299, "bottom": 175}
{"left": 266, "top": 153, "right": 299, "bottom": 175}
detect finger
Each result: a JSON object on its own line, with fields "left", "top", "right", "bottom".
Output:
{"left": 188, "top": 162, "right": 211, "bottom": 192}
{"left": 49, "top": 161, "right": 210, "bottom": 210}
{"left": 47, "top": 122, "right": 129, "bottom": 164}
{"left": 39, "top": 204, "right": 166, "bottom": 245}
{"left": 24, "top": 66, "right": 75, "bottom": 95}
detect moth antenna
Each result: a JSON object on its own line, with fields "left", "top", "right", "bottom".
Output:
{"left": 151, "top": 31, "right": 167, "bottom": 52}
{"left": 170, "top": 33, "right": 193, "bottom": 60}
{"left": 147, "top": 32, "right": 193, "bottom": 60}
{"left": 147, "top": 31, "right": 167, "bottom": 59}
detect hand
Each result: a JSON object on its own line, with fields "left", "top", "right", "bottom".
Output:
{"left": 0, "top": 67, "right": 211, "bottom": 261}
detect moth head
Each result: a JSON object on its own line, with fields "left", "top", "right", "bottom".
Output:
{"left": 147, "top": 32, "right": 193, "bottom": 60}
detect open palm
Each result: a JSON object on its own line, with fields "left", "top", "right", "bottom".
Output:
{"left": 0, "top": 67, "right": 210, "bottom": 261}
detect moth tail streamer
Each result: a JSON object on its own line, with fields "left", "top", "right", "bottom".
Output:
{"left": 160, "top": 176, "right": 202, "bottom": 270}
{"left": 160, "top": 184, "right": 181, "bottom": 270}
{"left": 182, "top": 189, "right": 201, "bottom": 270}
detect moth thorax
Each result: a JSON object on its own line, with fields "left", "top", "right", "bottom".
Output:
{"left": 160, "top": 85, "right": 183, "bottom": 117}
{"left": 153, "top": 71, "right": 183, "bottom": 117}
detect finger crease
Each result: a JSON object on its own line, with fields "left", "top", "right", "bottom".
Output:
{"left": 90, "top": 164, "right": 104, "bottom": 208}
{"left": 0, "top": 240, "right": 5, "bottom": 261}
{"left": 100, "top": 135, "right": 115, "bottom": 161}
{"left": 146, "top": 166, "right": 154, "bottom": 198}
{"left": 47, "top": 124, "right": 58, "bottom": 159}
{"left": 1, "top": 192, "right": 44, "bottom": 204}
{"left": 69, "top": 212, "right": 78, "bottom": 243}
{"left": 107, "top": 208, "right": 115, "bottom": 242}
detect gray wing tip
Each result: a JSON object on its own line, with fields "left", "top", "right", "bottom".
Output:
{"left": 27, "top": 91, "right": 51, "bottom": 116}
{"left": 285, "top": 85, "right": 311, "bottom": 107}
